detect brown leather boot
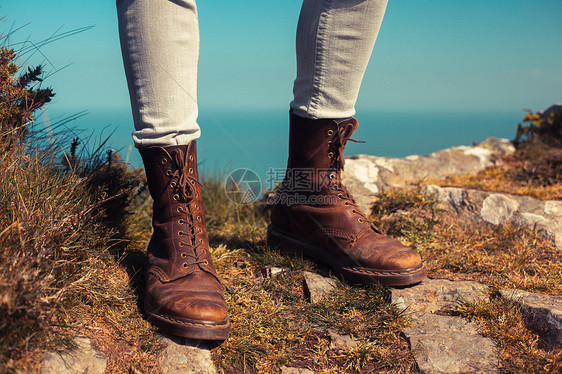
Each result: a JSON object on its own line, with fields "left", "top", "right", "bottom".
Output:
{"left": 140, "top": 141, "right": 230, "bottom": 340}
{"left": 268, "top": 113, "right": 426, "bottom": 287}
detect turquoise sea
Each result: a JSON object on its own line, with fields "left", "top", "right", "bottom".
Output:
{"left": 43, "top": 107, "right": 524, "bottom": 185}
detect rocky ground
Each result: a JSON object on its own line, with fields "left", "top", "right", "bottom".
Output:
{"left": 39, "top": 138, "right": 561, "bottom": 373}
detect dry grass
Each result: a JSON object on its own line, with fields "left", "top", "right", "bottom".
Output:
{"left": 0, "top": 139, "right": 162, "bottom": 373}
{"left": 458, "top": 298, "right": 562, "bottom": 373}
{"left": 4, "top": 152, "right": 559, "bottom": 372}
{"left": 370, "top": 187, "right": 562, "bottom": 372}
{"left": 371, "top": 188, "right": 562, "bottom": 294}
{"left": 419, "top": 139, "right": 562, "bottom": 201}
{"left": 201, "top": 175, "right": 416, "bottom": 373}
{"left": 2, "top": 45, "right": 560, "bottom": 372}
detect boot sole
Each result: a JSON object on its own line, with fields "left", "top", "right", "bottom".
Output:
{"left": 145, "top": 300, "right": 231, "bottom": 341}
{"left": 267, "top": 224, "right": 426, "bottom": 287}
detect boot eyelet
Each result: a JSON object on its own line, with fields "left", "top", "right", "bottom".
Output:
{"left": 188, "top": 168, "right": 193, "bottom": 173}
{"left": 176, "top": 207, "right": 184, "bottom": 213}
{"left": 202, "top": 260, "right": 209, "bottom": 266}
{"left": 328, "top": 152, "right": 334, "bottom": 158}
{"left": 178, "top": 219, "right": 185, "bottom": 224}
{"left": 329, "top": 174, "right": 336, "bottom": 180}
{"left": 189, "top": 155, "right": 194, "bottom": 161}
{"left": 199, "top": 239, "right": 203, "bottom": 244}
{"left": 160, "top": 158, "right": 168, "bottom": 164}
{"left": 327, "top": 140, "right": 332, "bottom": 145}
{"left": 166, "top": 170, "right": 173, "bottom": 176}
{"left": 197, "top": 216, "right": 201, "bottom": 221}
{"left": 352, "top": 209, "right": 357, "bottom": 214}
{"left": 182, "top": 263, "right": 188, "bottom": 268}
{"left": 181, "top": 252, "right": 187, "bottom": 257}
{"left": 197, "top": 228, "right": 202, "bottom": 233}
{"left": 190, "top": 180, "right": 195, "bottom": 185}
{"left": 358, "top": 218, "right": 363, "bottom": 223}
{"left": 344, "top": 202, "right": 350, "bottom": 206}
{"left": 200, "top": 249, "right": 206, "bottom": 254}
{"left": 178, "top": 230, "right": 184, "bottom": 236}
{"left": 170, "top": 181, "right": 176, "bottom": 187}
{"left": 327, "top": 129, "right": 334, "bottom": 136}
{"left": 337, "top": 193, "right": 343, "bottom": 198}
{"left": 173, "top": 194, "right": 180, "bottom": 200}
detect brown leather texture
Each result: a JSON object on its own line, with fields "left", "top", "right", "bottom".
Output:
{"left": 268, "top": 113, "right": 426, "bottom": 286}
{"left": 140, "top": 141, "right": 230, "bottom": 339}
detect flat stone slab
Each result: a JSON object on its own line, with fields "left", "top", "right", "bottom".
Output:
{"left": 41, "top": 337, "right": 107, "bottom": 374}
{"left": 327, "top": 329, "right": 358, "bottom": 351}
{"left": 498, "top": 289, "right": 562, "bottom": 346}
{"left": 302, "top": 271, "right": 338, "bottom": 303}
{"left": 393, "top": 278, "right": 489, "bottom": 316}
{"left": 393, "top": 279, "right": 497, "bottom": 373}
{"left": 158, "top": 334, "right": 217, "bottom": 374}
{"left": 405, "top": 314, "right": 498, "bottom": 374}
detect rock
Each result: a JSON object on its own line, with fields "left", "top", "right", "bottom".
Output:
{"left": 404, "top": 314, "right": 498, "bottom": 374}
{"left": 262, "top": 266, "right": 286, "bottom": 278}
{"left": 157, "top": 334, "right": 217, "bottom": 374}
{"left": 393, "top": 279, "right": 498, "bottom": 373}
{"left": 545, "top": 201, "right": 562, "bottom": 217}
{"left": 392, "top": 279, "right": 489, "bottom": 315}
{"left": 480, "top": 194, "right": 520, "bottom": 225}
{"left": 498, "top": 289, "right": 562, "bottom": 346}
{"left": 280, "top": 367, "right": 315, "bottom": 374}
{"left": 302, "top": 271, "right": 338, "bottom": 303}
{"left": 421, "top": 185, "right": 562, "bottom": 249}
{"left": 343, "top": 137, "right": 515, "bottom": 212}
{"left": 327, "top": 329, "right": 358, "bottom": 351}
{"left": 41, "top": 337, "right": 107, "bottom": 374}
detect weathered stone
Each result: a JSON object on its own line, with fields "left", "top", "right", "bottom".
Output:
{"left": 480, "top": 194, "right": 520, "bottom": 225}
{"left": 404, "top": 314, "right": 498, "bottom": 374}
{"left": 343, "top": 137, "right": 515, "bottom": 212}
{"left": 158, "top": 334, "right": 217, "bottom": 374}
{"left": 302, "top": 271, "right": 338, "bottom": 303}
{"left": 498, "top": 289, "right": 562, "bottom": 346}
{"left": 392, "top": 278, "right": 489, "bottom": 315}
{"left": 280, "top": 367, "right": 315, "bottom": 374}
{"left": 327, "top": 329, "right": 358, "bottom": 351}
{"left": 41, "top": 337, "right": 107, "bottom": 374}
{"left": 393, "top": 279, "right": 497, "bottom": 373}
{"left": 545, "top": 201, "right": 562, "bottom": 217}
{"left": 263, "top": 266, "right": 286, "bottom": 278}
{"left": 421, "top": 185, "right": 562, "bottom": 249}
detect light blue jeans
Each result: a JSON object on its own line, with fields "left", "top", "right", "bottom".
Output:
{"left": 117, "top": 0, "right": 388, "bottom": 148}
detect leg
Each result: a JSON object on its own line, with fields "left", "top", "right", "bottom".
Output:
{"left": 292, "top": 0, "right": 388, "bottom": 119}
{"left": 118, "top": 0, "right": 200, "bottom": 148}
{"left": 269, "top": 0, "right": 426, "bottom": 286}
{"left": 117, "top": 0, "right": 230, "bottom": 339}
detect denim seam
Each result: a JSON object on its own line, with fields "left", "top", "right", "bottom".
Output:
{"left": 308, "top": 0, "right": 333, "bottom": 118}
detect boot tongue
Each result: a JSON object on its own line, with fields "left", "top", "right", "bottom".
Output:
{"left": 163, "top": 148, "right": 199, "bottom": 201}
{"left": 334, "top": 118, "right": 363, "bottom": 170}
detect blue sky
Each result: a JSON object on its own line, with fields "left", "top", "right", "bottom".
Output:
{"left": 1, "top": 0, "right": 561, "bottom": 114}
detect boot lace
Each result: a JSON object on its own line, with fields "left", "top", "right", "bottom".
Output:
{"left": 162, "top": 147, "right": 208, "bottom": 267}
{"left": 328, "top": 121, "right": 379, "bottom": 236}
